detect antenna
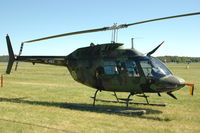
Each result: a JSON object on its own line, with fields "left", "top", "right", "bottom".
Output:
{"left": 131, "top": 37, "right": 134, "bottom": 49}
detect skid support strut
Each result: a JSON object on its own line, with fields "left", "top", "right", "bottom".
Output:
{"left": 92, "top": 89, "right": 100, "bottom": 106}
{"left": 143, "top": 94, "right": 149, "bottom": 104}
{"left": 113, "top": 91, "right": 119, "bottom": 102}
{"left": 126, "top": 93, "right": 134, "bottom": 108}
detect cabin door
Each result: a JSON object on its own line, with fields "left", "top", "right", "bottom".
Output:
{"left": 97, "top": 60, "right": 141, "bottom": 91}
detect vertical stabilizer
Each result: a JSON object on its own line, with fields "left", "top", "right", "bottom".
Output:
{"left": 6, "top": 35, "right": 15, "bottom": 74}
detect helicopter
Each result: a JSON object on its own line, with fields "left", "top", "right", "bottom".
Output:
{"left": 5, "top": 12, "right": 199, "bottom": 107}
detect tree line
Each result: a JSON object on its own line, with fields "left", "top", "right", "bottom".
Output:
{"left": 0, "top": 55, "right": 200, "bottom": 63}
{"left": 157, "top": 56, "right": 200, "bottom": 63}
{"left": 0, "top": 56, "right": 9, "bottom": 62}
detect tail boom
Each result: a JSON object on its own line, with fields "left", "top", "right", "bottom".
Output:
{"left": 6, "top": 35, "right": 67, "bottom": 74}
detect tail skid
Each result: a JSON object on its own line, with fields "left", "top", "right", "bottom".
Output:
{"left": 6, "top": 35, "right": 16, "bottom": 74}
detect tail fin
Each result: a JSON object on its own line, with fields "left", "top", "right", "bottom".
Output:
{"left": 6, "top": 35, "right": 15, "bottom": 74}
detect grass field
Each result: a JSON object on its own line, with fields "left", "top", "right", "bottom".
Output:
{"left": 0, "top": 62, "right": 199, "bottom": 133}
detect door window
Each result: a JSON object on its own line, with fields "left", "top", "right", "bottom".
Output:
{"left": 140, "top": 60, "right": 152, "bottom": 77}
{"left": 125, "top": 60, "right": 140, "bottom": 77}
{"left": 104, "top": 61, "right": 119, "bottom": 75}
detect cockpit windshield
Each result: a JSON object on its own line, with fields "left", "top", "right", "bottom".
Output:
{"left": 139, "top": 57, "right": 172, "bottom": 78}
{"left": 150, "top": 57, "right": 172, "bottom": 77}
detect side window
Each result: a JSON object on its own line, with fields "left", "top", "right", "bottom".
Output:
{"left": 125, "top": 60, "right": 140, "bottom": 77}
{"left": 104, "top": 61, "right": 119, "bottom": 75}
{"left": 140, "top": 60, "right": 152, "bottom": 76}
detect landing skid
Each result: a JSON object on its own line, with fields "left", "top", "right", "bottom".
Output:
{"left": 94, "top": 98, "right": 167, "bottom": 107}
{"left": 91, "top": 90, "right": 167, "bottom": 107}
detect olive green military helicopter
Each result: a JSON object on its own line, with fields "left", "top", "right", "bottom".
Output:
{"left": 6, "top": 12, "right": 199, "bottom": 107}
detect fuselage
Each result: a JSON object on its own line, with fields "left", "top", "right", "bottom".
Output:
{"left": 5, "top": 35, "right": 190, "bottom": 96}
{"left": 66, "top": 43, "right": 185, "bottom": 94}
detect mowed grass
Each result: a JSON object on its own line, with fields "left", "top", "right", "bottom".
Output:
{"left": 0, "top": 62, "right": 200, "bottom": 133}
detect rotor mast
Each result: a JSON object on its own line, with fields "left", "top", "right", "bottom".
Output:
{"left": 111, "top": 23, "right": 120, "bottom": 43}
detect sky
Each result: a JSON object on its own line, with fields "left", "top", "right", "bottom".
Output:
{"left": 0, "top": 0, "right": 200, "bottom": 57}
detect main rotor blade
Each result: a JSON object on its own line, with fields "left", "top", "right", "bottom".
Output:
{"left": 126, "top": 12, "right": 200, "bottom": 27}
{"left": 23, "top": 27, "right": 110, "bottom": 43}
{"left": 23, "top": 12, "right": 200, "bottom": 43}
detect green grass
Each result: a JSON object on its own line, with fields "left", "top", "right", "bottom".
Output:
{"left": 0, "top": 62, "right": 200, "bottom": 133}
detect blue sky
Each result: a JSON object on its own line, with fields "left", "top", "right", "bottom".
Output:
{"left": 0, "top": 0, "right": 200, "bottom": 57}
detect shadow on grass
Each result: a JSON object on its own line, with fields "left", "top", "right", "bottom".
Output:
{"left": 0, "top": 97, "right": 170, "bottom": 121}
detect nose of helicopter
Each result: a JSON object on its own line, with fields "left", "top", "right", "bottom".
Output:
{"left": 155, "top": 75, "right": 186, "bottom": 92}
